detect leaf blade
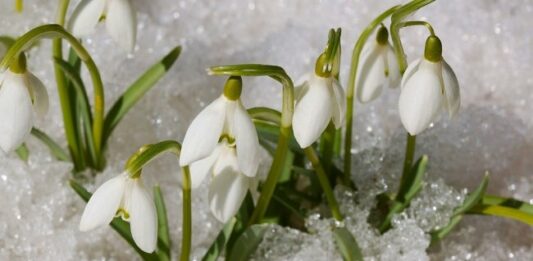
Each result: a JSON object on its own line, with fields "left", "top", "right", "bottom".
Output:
{"left": 103, "top": 46, "right": 182, "bottom": 142}
{"left": 228, "top": 224, "right": 269, "bottom": 261}
{"left": 333, "top": 227, "right": 364, "bottom": 261}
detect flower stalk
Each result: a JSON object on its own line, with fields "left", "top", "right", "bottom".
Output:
{"left": 344, "top": 5, "right": 401, "bottom": 185}
{"left": 389, "top": 0, "right": 436, "bottom": 188}
{"left": 124, "top": 140, "right": 192, "bottom": 260}
{"left": 208, "top": 64, "right": 295, "bottom": 225}
{"left": 303, "top": 147, "right": 343, "bottom": 221}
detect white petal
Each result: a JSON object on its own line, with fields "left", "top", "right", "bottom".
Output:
{"left": 0, "top": 72, "right": 34, "bottom": 153}
{"left": 292, "top": 75, "right": 333, "bottom": 148}
{"left": 356, "top": 44, "right": 386, "bottom": 103}
{"left": 401, "top": 58, "right": 421, "bottom": 91}
{"left": 106, "top": 0, "right": 137, "bottom": 52}
{"left": 330, "top": 79, "right": 346, "bottom": 128}
{"left": 26, "top": 72, "right": 49, "bottom": 118}
{"left": 208, "top": 166, "right": 249, "bottom": 223}
{"left": 442, "top": 60, "right": 460, "bottom": 118}
{"left": 398, "top": 60, "right": 443, "bottom": 135}
{"left": 179, "top": 96, "right": 226, "bottom": 166}
{"left": 386, "top": 45, "right": 401, "bottom": 88}
{"left": 233, "top": 102, "right": 260, "bottom": 177}
{"left": 69, "top": 0, "right": 106, "bottom": 37}
{"left": 129, "top": 179, "right": 157, "bottom": 253}
{"left": 189, "top": 146, "right": 220, "bottom": 188}
{"left": 79, "top": 174, "right": 126, "bottom": 231}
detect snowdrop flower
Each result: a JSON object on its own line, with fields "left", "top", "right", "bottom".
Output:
{"left": 69, "top": 0, "right": 136, "bottom": 52}
{"left": 356, "top": 26, "right": 400, "bottom": 103}
{"left": 398, "top": 35, "right": 460, "bottom": 135}
{"left": 79, "top": 172, "right": 157, "bottom": 253}
{"left": 292, "top": 61, "right": 346, "bottom": 148}
{"left": 0, "top": 54, "right": 48, "bottom": 154}
{"left": 179, "top": 76, "right": 260, "bottom": 223}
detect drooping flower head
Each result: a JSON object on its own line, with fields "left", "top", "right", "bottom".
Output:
{"left": 398, "top": 35, "right": 460, "bottom": 135}
{"left": 356, "top": 26, "right": 400, "bottom": 103}
{"left": 79, "top": 171, "right": 157, "bottom": 253}
{"left": 0, "top": 53, "right": 48, "bottom": 154}
{"left": 179, "top": 76, "right": 260, "bottom": 223}
{"left": 69, "top": 0, "right": 137, "bottom": 52}
{"left": 292, "top": 51, "right": 346, "bottom": 148}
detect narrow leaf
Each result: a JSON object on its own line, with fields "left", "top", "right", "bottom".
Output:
{"left": 54, "top": 58, "right": 96, "bottom": 164}
{"left": 228, "top": 224, "right": 269, "bottom": 261}
{"left": 31, "top": 128, "right": 70, "bottom": 161}
{"left": 104, "top": 46, "right": 182, "bottom": 141}
{"left": 333, "top": 227, "right": 364, "bottom": 261}
{"left": 453, "top": 172, "right": 489, "bottom": 215}
{"left": 481, "top": 195, "right": 533, "bottom": 216}
{"left": 154, "top": 186, "right": 171, "bottom": 261}
{"left": 468, "top": 204, "right": 533, "bottom": 226}
{"left": 69, "top": 180, "right": 159, "bottom": 261}
{"left": 430, "top": 214, "right": 463, "bottom": 243}
{"left": 397, "top": 155, "right": 428, "bottom": 203}
{"left": 201, "top": 218, "right": 237, "bottom": 261}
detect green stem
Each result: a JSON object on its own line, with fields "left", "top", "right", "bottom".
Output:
{"left": 397, "top": 21, "right": 435, "bottom": 36}
{"left": 399, "top": 134, "right": 416, "bottom": 188}
{"left": 304, "top": 147, "right": 343, "bottom": 221}
{"left": 181, "top": 166, "right": 192, "bottom": 261}
{"left": 1, "top": 24, "right": 105, "bottom": 169}
{"left": 390, "top": 0, "right": 436, "bottom": 73}
{"left": 389, "top": 1, "right": 438, "bottom": 202}
{"left": 208, "top": 64, "right": 295, "bottom": 224}
{"left": 343, "top": 5, "right": 401, "bottom": 186}
{"left": 319, "top": 123, "right": 336, "bottom": 174}
{"left": 249, "top": 126, "right": 291, "bottom": 224}
{"left": 52, "top": 0, "right": 82, "bottom": 170}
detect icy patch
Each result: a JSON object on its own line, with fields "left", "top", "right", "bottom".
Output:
{"left": 405, "top": 179, "right": 466, "bottom": 232}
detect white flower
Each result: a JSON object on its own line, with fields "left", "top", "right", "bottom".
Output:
{"left": 398, "top": 36, "right": 460, "bottom": 135}
{"left": 0, "top": 69, "right": 48, "bottom": 154}
{"left": 79, "top": 172, "right": 157, "bottom": 253}
{"left": 69, "top": 0, "right": 137, "bottom": 52}
{"left": 292, "top": 73, "right": 346, "bottom": 148}
{"left": 179, "top": 79, "right": 260, "bottom": 222}
{"left": 191, "top": 141, "right": 252, "bottom": 223}
{"left": 356, "top": 27, "right": 400, "bottom": 103}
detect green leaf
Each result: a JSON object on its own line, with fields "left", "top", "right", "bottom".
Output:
{"left": 201, "top": 218, "right": 237, "bottom": 261}
{"left": 396, "top": 155, "right": 428, "bottom": 203}
{"left": 481, "top": 195, "right": 533, "bottom": 216}
{"left": 31, "top": 128, "right": 70, "bottom": 161}
{"left": 254, "top": 121, "right": 301, "bottom": 154}
{"left": 69, "top": 180, "right": 159, "bottom": 261}
{"left": 453, "top": 172, "right": 489, "bottom": 215}
{"left": 15, "top": 143, "right": 30, "bottom": 161}
{"left": 103, "top": 46, "right": 182, "bottom": 142}
{"left": 380, "top": 155, "right": 428, "bottom": 232}
{"left": 333, "top": 227, "right": 364, "bottom": 261}
{"left": 227, "top": 224, "right": 269, "bottom": 261}
{"left": 430, "top": 214, "right": 463, "bottom": 243}
{"left": 154, "top": 186, "right": 170, "bottom": 261}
